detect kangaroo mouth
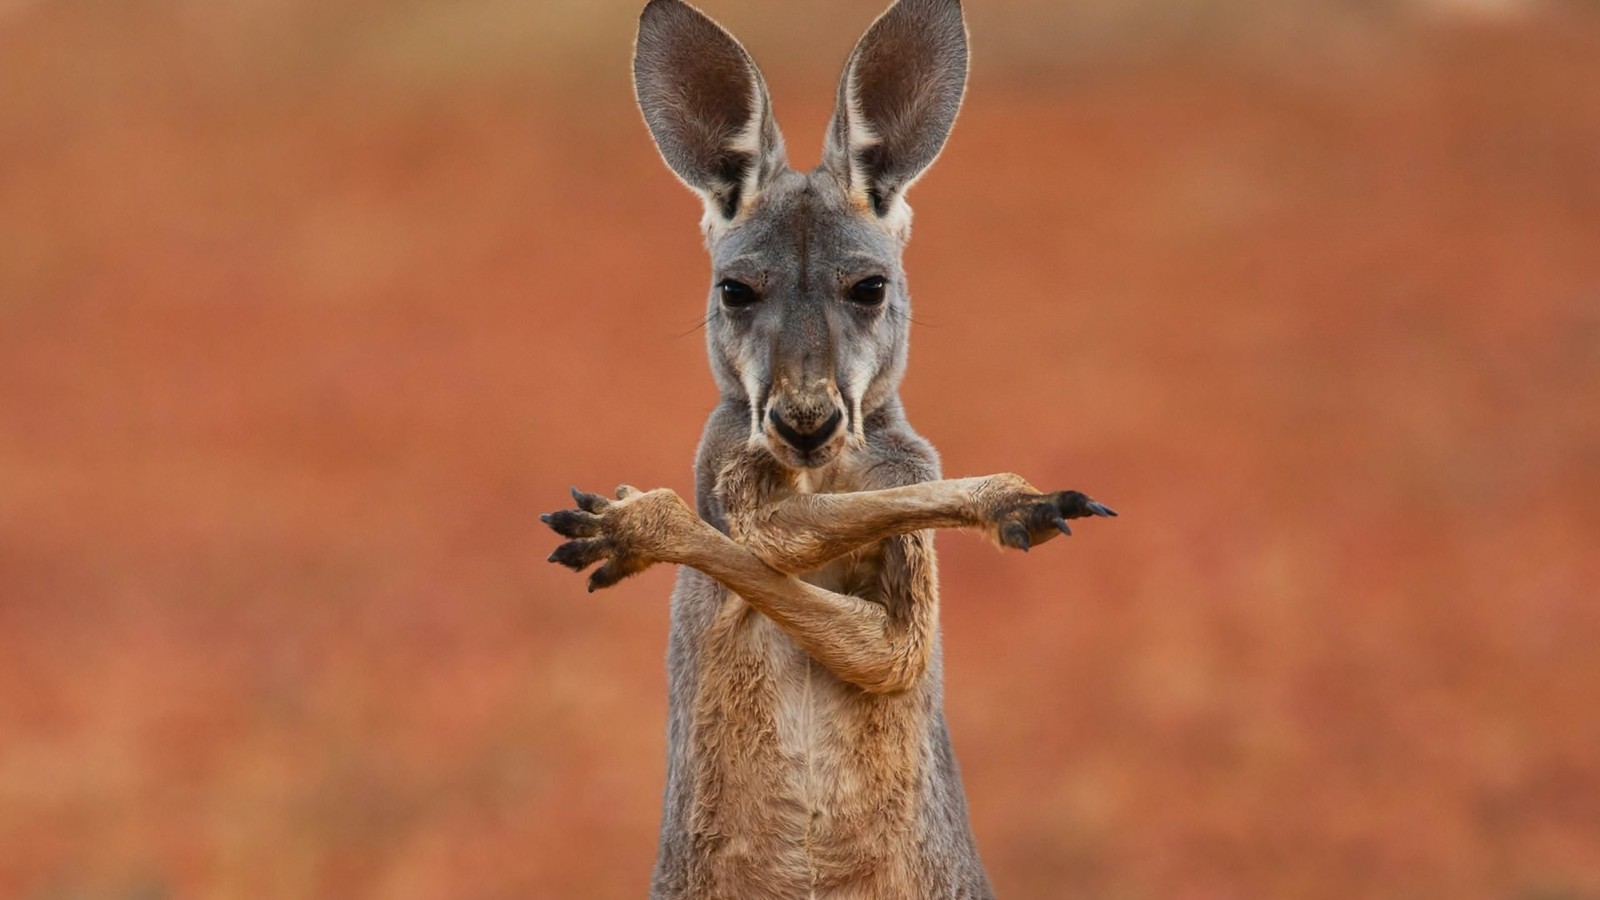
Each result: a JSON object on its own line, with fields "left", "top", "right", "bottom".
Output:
{"left": 765, "top": 408, "right": 846, "bottom": 470}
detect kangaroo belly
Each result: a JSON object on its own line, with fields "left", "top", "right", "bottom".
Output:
{"left": 682, "top": 590, "right": 929, "bottom": 897}
{"left": 772, "top": 623, "right": 927, "bottom": 888}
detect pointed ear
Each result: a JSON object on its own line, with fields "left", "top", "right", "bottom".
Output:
{"left": 823, "top": 0, "right": 968, "bottom": 221}
{"left": 633, "top": 0, "right": 787, "bottom": 225}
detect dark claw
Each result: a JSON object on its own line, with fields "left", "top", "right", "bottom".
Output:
{"left": 570, "top": 486, "right": 609, "bottom": 514}
{"left": 549, "top": 538, "right": 608, "bottom": 571}
{"left": 588, "top": 558, "right": 629, "bottom": 592}
{"left": 542, "top": 509, "right": 602, "bottom": 538}
{"left": 1053, "top": 516, "right": 1072, "bottom": 537}
{"left": 1053, "top": 491, "right": 1087, "bottom": 518}
{"left": 1001, "top": 522, "right": 1031, "bottom": 552}
{"left": 1055, "top": 491, "right": 1119, "bottom": 520}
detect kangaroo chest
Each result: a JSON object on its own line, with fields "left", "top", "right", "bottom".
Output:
{"left": 684, "top": 545, "right": 930, "bottom": 894}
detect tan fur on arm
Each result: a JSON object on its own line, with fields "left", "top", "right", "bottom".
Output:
{"left": 663, "top": 520, "right": 928, "bottom": 694}
{"left": 716, "top": 451, "right": 1031, "bottom": 574}
{"left": 546, "top": 482, "right": 932, "bottom": 693}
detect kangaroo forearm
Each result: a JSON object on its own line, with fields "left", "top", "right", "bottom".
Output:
{"left": 670, "top": 526, "right": 926, "bottom": 694}
{"left": 744, "top": 580, "right": 919, "bottom": 694}
{"left": 733, "top": 476, "right": 994, "bottom": 574}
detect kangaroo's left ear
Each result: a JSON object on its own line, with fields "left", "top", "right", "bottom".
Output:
{"left": 823, "top": 0, "right": 968, "bottom": 224}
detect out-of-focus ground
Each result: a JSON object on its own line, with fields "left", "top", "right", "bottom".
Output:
{"left": 3, "top": 0, "right": 1600, "bottom": 897}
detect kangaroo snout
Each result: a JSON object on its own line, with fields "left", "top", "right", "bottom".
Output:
{"left": 763, "top": 377, "right": 848, "bottom": 468}
{"left": 769, "top": 407, "right": 843, "bottom": 455}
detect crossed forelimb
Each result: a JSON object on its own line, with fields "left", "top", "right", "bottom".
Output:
{"left": 541, "top": 465, "right": 1114, "bottom": 693}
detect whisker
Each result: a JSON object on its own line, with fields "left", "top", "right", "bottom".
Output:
{"left": 674, "top": 308, "right": 718, "bottom": 338}
{"left": 890, "top": 305, "right": 932, "bottom": 328}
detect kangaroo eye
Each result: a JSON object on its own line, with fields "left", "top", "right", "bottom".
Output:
{"left": 718, "top": 279, "right": 759, "bottom": 307}
{"left": 848, "top": 276, "right": 888, "bottom": 306}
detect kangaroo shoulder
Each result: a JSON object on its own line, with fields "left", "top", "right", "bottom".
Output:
{"left": 861, "top": 423, "right": 942, "bottom": 488}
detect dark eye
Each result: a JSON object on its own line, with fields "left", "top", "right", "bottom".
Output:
{"left": 848, "top": 276, "right": 888, "bottom": 306}
{"left": 718, "top": 279, "right": 759, "bottom": 307}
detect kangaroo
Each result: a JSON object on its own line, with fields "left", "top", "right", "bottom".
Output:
{"left": 542, "top": 0, "right": 1116, "bottom": 896}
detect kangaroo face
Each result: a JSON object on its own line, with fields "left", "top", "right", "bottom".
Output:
{"left": 635, "top": 0, "right": 967, "bottom": 473}
{"left": 706, "top": 170, "right": 907, "bottom": 470}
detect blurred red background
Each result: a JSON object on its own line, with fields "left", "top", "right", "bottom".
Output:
{"left": 3, "top": 0, "right": 1599, "bottom": 897}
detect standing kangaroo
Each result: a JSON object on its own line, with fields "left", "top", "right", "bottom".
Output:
{"left": 542, "top": 0, "right": 1115, "bottom": 896}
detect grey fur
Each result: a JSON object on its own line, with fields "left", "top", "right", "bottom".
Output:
{"left": 648, "top": 1, "right": 984, "bottom": 896}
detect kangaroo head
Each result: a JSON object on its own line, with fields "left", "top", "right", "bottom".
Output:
{"left": 634, "top": 0, "right": 968, "bottom": 471}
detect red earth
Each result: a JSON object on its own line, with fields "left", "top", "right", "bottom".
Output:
{"left": 3, "top": 2, "right": 1599, "bottom": 898}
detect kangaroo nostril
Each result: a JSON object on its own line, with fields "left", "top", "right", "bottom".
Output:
{"left": 769, "top": 408, "right": 843, "bottom": 455}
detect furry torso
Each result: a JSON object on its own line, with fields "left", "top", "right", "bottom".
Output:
{"left": 649, "top": 401, "right": 991, "bottom": 899}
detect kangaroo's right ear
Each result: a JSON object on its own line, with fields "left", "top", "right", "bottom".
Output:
{"left": 634, "top": 0, "right": 787, "bottom": 228}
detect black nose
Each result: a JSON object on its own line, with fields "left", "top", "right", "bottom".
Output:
{"left": 769, "top": 408, "right": 843, "bottom": 454}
